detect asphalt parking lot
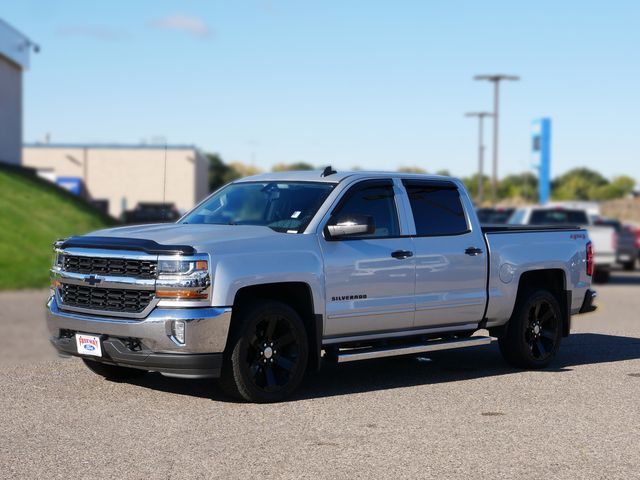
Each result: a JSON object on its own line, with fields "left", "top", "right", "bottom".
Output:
{"left": 1, "top": 272, "right": 640, "bottom": 479}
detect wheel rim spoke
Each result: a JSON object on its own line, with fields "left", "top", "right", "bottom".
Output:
{"left": 265, "top": 315, "right": 278, "bottom": 340}
{"left": 535, "top": 339, "right": 547, "bottom": 357}
{"left": 264, "top": 365, "right": 276, "bottom": 389}
{"left": 275, "top": 332, "right": 295, "bottom": 348}
{"left": 249, "top": 360, "right": 261, "bottom": 378}
{"left": 275, "top": 355, "right": 295, "bottom": 372}
{"left": 533, "top": 302, "right": 541, "bottom": 318}
{"left": 539, "top": 309, "right": 553, "bottom": 325}
{"left": 541, "top": 328, "right": 555, "bottom": 340}
{"left": 249, "top": 333, "right": 261, "bottom": 350}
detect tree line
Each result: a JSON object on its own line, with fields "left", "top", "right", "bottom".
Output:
{"left": 207, "top": 154, "right": 636, "bottom": 203}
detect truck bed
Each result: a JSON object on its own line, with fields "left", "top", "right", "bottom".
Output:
{"left": 481, "top": 225, "right": 581, "bottom": 233}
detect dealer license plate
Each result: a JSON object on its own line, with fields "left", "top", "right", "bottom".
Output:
{"left": 75, "top": 334, "right": 102, "bottom": 357}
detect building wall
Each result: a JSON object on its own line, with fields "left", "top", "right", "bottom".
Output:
{"left": 23, "top": 146, "right": 210, "bottom": 218}
{"left": 0, "top": 56, "right": 22, "bottom": 165}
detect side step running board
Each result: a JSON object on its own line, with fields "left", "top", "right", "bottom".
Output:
{"left": 336, "top": 336, "right": 492, "bottom": 363}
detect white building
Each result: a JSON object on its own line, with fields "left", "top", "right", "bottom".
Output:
{"left": 0, "top": 18, "right": 35, "bottom": 165}
{"left": 23, "top": 143, "right": 210, "bottom": 219}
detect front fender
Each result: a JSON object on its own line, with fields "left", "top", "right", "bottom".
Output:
{"left": 210, "top": 250, "right": 325, "bottom": 315}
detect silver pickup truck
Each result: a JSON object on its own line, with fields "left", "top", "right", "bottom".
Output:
{"left": 47, "top": 170, "right": 597, "bottom": 402}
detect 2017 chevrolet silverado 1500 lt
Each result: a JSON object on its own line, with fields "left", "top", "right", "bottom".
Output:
{"left": 48, "top": 171, "right": 597, "bottom": 402}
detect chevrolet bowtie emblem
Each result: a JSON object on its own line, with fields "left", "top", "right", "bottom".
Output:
{"left": 84, "top": 275, "right": 102, "bottom": 286}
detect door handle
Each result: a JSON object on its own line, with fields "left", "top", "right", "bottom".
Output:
{"left": 465, "top": 247, "right": 483, "bottom": 256}
{"left": 391, "top": 250, "right": 414, "bottom": 259}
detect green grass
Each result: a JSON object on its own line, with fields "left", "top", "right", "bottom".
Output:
{"left": 0, "top": 167, "right": 116, "bottom": 289}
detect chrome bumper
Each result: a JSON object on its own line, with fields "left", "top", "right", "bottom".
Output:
{"left": 46, "top": 296, "right": 232, "bottom": 355}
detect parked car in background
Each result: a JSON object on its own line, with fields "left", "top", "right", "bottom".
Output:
{"left": 509, "top": 206, "right": 616, "bottom": 283}
{"left": 123, "top": 202, "right": 181, "bottom": 225}
{"left": 476, "top": 207, "right": 515, "bottom": 224}
{"left": 596, "top": 219, "right": 640, "bottom": 271}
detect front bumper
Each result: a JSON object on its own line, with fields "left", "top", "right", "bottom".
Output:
{"left": 46, "top": 296, "right": 232, "bottom": 378}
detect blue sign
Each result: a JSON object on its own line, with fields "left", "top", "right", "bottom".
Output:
{"left": 532, "top": 118, "right": 551, "bottom": 204}
{"left": 56, "top": 176, "right": 83, "bottom": 196}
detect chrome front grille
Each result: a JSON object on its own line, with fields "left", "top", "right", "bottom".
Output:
{"left": 60, "top": 284, "right": 155, "bottom": 314}
{"left": 62, "top": 255, "right": 158, "bottom": 279}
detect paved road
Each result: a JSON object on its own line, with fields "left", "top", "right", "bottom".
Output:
{"left": 1, "top": 273, "right": 640, "bottom": 479}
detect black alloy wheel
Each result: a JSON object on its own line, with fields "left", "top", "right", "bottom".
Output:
{"left": 499, "top": 289, "right": 563, "bottom": 369}
{"left": 220, "top": 301, "right": 308, "bottom": 402}
{"left": 244, "top": 313, "right": 302, "bottom": 393}
{"left": 523, "top": 299, "right": 560, "bottom": 362}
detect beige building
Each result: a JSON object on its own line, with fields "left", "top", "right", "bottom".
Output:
{"left": 0, "top": 19, "right": 36, "bottom": 165}
{"left": 23, "top": 144, "right": 210, "bottom": 219}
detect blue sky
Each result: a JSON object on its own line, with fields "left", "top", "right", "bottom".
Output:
{"left": 3, "top": 0, "right": 639, "bottom": 180}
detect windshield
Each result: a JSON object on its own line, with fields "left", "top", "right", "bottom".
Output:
{"left": 180, "top": 181, "right": 335, "bottom": 233}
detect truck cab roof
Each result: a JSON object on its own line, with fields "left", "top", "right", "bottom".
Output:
{"left": 235, "top": 170, "right": 454, "bottom": 185}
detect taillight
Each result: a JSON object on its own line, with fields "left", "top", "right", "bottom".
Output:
{"left": 586, "top": 241, "right": 594, "bottom": 276}
{"left": 612, "top": 232, "right": 617, "bottom": 250}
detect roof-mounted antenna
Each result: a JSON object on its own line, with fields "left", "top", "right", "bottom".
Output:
{"left": 162, "top": 143, "right": 168, "bottom": 221}
{"left": 321, "top": 165, "right": 337, "bottom": 177}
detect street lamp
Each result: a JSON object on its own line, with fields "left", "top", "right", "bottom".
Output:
{"left": 474, "top": 74, "right": 520, "bottom": 205}
{"left": 465, "top": 112, "right": 493, "bottom": 205}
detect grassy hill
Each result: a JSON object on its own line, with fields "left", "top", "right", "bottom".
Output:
{"left": 0, "top": 165, "right": 116, "bottom": 289}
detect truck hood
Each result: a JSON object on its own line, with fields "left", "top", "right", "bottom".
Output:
{"left": 88, "top": 223, "right": 282, "bottom": 253}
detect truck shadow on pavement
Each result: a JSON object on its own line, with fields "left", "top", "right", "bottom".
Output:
{"left": 123, "top": 332, "right": 640, "bottom": 402}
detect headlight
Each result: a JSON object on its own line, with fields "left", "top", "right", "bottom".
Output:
{"left": 158, "top": 259, "right": 208, "bottom": 275}
{"left": 156, "top": 255, "right": 211, "bottom": 301}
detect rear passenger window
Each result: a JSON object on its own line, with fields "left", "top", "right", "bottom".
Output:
{"left": 404, "top": 182, "right": 468, "bottom": 236}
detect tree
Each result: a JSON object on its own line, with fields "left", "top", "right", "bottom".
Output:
{"left": 551, "top": 168, "right": 608, "bottom": 200}
{"left": 272, "top": 162, "right": 315, "bottom": 172}
{"left": 498, "top": 172, "right": 539, "bottom": 203}
{"left": 462, "top": 174, "right": 492, "bottom": 204}
{"left": 227, "top": 162, "right": 262, "bottom": 180}
{"left": 207, "top": 154, "right": 264, "bottom": 192}
{"left": 207, "top": 153, "right": 233, "bottom": 192}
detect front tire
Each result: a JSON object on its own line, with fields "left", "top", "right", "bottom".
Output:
{"left": 219, "top": 301, "right": 309, "bottom": 403}
{"left": 82, "top": 358, "right": 147, "bottom": 380}
{"left": 622, "top": 260, "right": 635, "bottom": 271}
{"left": 498, "top": 289, "right": 563, "bottom": 369}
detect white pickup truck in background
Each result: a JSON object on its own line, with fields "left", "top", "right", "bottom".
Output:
{"left": 508, "top": 206, "right": 616, "bottom": 283}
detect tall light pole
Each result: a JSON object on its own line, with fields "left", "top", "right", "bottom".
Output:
{"left": 465, "top": 112, "right": 493, "bottom": 205}
{"left": 474, "top": 74, "right": 520, "bottom": 205}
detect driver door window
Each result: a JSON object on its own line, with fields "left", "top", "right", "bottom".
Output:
{"left": 330, "top": 183, "right": 400, "bottom": 238}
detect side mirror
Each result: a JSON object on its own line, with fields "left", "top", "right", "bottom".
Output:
{"left": 326, "top": 215, "right": 375, "bottom": 238}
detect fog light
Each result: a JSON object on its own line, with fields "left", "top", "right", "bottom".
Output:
{"left": 173, "top": 320, "right": 186, "bottom": 344}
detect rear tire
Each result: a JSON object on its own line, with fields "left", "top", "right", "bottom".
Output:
{"left": 219, "top": 301, "right": 309, "bottom": 403}
{"left": 82, "top": 358, "right": 147, "bottom": 380}
{"left": 498, "top": 289, "right": 562, "bottom": 369}
{"left": 622, "top": 260, "right": 635, "bottom": 271}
